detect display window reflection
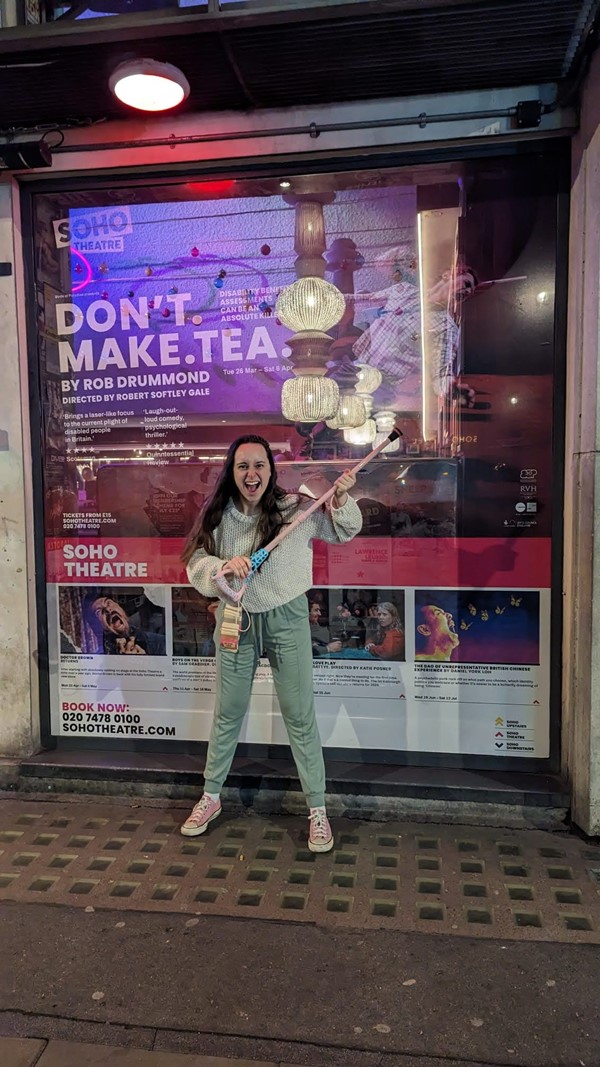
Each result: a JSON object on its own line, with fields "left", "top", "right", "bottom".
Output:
{"left": 32, "top": 153, "right": 561, "bottom": 759}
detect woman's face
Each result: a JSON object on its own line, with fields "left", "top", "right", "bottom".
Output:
{"left": 377, "top": 606, "right": 394, "bottom": 628}
{"left": 232, "top": 443, "right": 270, "bottom": 508}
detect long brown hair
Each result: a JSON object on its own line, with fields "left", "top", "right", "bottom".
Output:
{"left": 181, "top": 435, "right": 289, "bottom": 566}
{"left": 377, "top": 601, "right": 402, "bottom": 631}
{"left": 373, "top": 597, "right": 401, "bottom": 635}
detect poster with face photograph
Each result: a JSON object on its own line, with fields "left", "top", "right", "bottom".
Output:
{"left": 36, "top": 154, "right": 559, "bottom": 759}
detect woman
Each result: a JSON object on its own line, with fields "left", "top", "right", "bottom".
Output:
{"left": 180, "top": 434, "right": 362, "bottom": 852}
{"left": 365, "top": 602, "right": 404, "bottom": 661}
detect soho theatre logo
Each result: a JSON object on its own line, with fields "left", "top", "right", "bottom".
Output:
{"left": 53, "top": 207, "right": 133, "bottom": 254}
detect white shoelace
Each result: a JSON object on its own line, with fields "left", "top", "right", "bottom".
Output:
{"left": 188, "top": 795, "right": 214, "bottom": 824}
{"left": 309, "top": 809, "right": 330, "bottom": 840}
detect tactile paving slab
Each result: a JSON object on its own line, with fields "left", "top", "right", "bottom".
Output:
{"left": 1, "top": 798, "right": 600, "bottom": 943}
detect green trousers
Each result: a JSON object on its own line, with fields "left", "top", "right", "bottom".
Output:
{"left": 203, "top": 594, "right": 326, "bottom": 808}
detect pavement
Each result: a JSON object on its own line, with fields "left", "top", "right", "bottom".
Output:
{"left": 0, "top": 1037, "right": 516, "bottom": 1067}
{"left": 1, "top": 793, "right": 600, "bottom": 1067}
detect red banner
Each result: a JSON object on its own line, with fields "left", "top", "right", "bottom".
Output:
{"left": 46, "top": 535, "right": 551, "bottom": 589}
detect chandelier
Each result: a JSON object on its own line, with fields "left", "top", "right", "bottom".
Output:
{"left": 277, "top": 193, "right": 343, "bottom": 422}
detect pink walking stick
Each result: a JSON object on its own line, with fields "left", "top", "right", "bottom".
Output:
{"left": 213, "top": 425, "right": 402, "bottom": 604}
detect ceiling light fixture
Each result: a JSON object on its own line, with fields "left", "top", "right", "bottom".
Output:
{"left": 109, "top": 59, "right": 190, "bottom": 112}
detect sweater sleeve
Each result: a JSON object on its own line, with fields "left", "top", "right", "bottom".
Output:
{"left": 307, "top": 495, "right": 363, "bottom": 545}
{"left": 370, "top": 629, "right": 404, "bottom": 660}
{"left": 186, "top": 547, "right": 228, "bottom": 598}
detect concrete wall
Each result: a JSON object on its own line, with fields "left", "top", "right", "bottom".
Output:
{"left": 0, "top": 183, "right": 39, "bottom": 759}
{"left": 563, "top": 50, "right": 600, "bottom": 835}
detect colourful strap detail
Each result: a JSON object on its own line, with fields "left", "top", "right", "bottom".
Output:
{"left": 250, "top": 548, "right": 269, "bottom": 571}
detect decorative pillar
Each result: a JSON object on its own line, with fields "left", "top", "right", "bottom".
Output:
{"left": 278, "top": 190, "right": 342, "bottom": 423}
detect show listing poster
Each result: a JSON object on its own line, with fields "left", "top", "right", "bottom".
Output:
{"left": 37, "top": 171, "right": 557, "bottom": 757}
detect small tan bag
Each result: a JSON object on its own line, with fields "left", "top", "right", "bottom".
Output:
{"left": 219, "top": 601, "right": 244, "bottom": 653}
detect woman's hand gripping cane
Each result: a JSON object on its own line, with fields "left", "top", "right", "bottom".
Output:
{"left": 332, "top": 468, "right": 357, "bottom": 507}
{"left": 222, "top": 555, "right": 252, "bottom": 581}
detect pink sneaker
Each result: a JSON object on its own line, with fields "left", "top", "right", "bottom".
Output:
{"left": 180, "top": 795, "right": 222, "bottom": 837}
{"left": 308, "top": 808, "right": 334, "bottom": 853}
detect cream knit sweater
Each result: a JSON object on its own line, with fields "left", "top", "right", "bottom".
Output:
{"left": 186, "top": 494, "right": 362, "bottom": 613}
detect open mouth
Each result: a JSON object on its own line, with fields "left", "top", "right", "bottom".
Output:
{"left": 244, "top": 480, "right": 261, "bottom": 495}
